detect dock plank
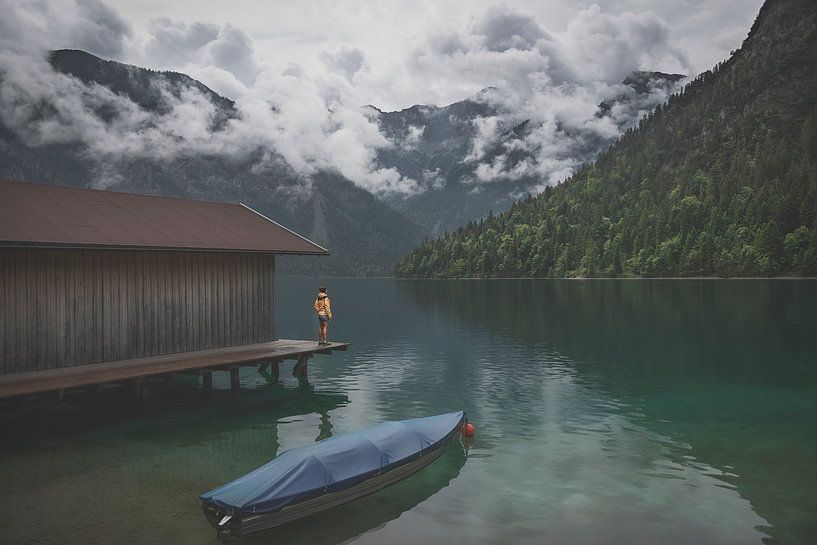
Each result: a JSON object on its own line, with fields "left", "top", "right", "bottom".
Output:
{"left": 0, "top": 339, "right": 349, "bottom": 399}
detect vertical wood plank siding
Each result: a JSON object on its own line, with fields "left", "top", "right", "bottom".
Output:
{"left": 0, "top": 248, "right": 276, "bottom": 374}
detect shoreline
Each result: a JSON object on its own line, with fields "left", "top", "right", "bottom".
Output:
{"left": 393, "top": 276, "right": 817, "bottom": 281}
{"left": 279, "top": 276, "right": 817, "bottom": 281}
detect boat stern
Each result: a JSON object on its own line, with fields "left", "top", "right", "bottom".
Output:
{"left": 201, "top": 501, "right": 242, "bottom": 538}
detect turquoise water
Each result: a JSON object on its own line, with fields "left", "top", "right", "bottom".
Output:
{"left": 1, "top": 279, "right": 816, "bottom": 544}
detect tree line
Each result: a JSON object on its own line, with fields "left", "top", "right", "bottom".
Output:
{"left": 397, "top": 1, "right": 817, "bottom": 278}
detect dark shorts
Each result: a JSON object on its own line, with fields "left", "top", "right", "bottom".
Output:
{"left": 318, "top": 314, "right": 329, "bottom": 323}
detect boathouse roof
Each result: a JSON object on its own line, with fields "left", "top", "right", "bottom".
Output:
{"left": 0, "top": 180, "right": 328, "bottom": 255}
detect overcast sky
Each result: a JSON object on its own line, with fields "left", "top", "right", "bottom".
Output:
{"left": 11, "top": 0, "right": 765, "bottom": 110}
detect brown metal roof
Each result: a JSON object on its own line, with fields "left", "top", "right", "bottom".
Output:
{"left": 0, "top": 180, "right": 328, "bottom": 255}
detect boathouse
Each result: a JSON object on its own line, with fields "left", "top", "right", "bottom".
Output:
{"left": 0, "top": 180, "right": 347, "bottom": 399}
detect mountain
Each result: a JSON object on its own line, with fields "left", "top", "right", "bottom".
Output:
{"left": 397, "top": 0, "right": 817, "bottom": 278}
{"left": 0, "top": 50, "right": 426, "bottom": 276}
{"left": 0, "top": 49, "right": 685, "bottom": 277}
{"left": 598, "top": 71, "right": 685, "bottom": 115}
{"left": 374, "top": 75, "right": 684, "bottom": 236}
{"left": 48, "top": 49, "right": 237, "bottom": 122}
{"left": 373, "top": 94, "right": 530, "bottom": 237}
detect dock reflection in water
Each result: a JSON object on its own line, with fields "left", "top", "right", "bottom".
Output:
{"left": 0, "top": 380, "right": 358, "bottom": 545}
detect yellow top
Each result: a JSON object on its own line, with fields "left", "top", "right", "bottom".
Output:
{"left": 314, "top": 294, "right": 332, "bottom": 318}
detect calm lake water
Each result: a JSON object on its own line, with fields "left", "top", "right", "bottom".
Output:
{"left": 1, "top": 279, "right": 816, "bottom": 545}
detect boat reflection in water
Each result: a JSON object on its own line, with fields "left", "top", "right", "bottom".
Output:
{"left": 0, "top": 375, "right": 351, "bottom": 545}
{"left": 239, "top": 444, "right": 467, "bottom": 545}
{"left": 202, "top": 412, "right": 465, "bottom": 537}
{"left": 0, "top": 343, "right": 470, "bottom": 545}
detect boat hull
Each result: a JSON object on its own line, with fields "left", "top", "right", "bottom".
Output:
{"left": 203, "top": 421, "right": 462, "bottom": 537}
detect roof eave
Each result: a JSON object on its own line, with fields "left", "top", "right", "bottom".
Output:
{"left": 0, "top": 241, "right": 329, "bottom": 255}
{"left": 238, "top": 203, "right": 329, "bottom": 254}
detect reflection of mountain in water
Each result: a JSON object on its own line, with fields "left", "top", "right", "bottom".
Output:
{"left": 396, "top": 279, "right": 817, "bottom": 545}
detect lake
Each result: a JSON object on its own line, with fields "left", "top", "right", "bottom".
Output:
{"left": 1, "top": 278, "right": 816, "bottom": 544}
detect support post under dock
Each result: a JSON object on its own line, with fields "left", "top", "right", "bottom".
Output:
{"left": 230, "top": 368, "right": 240, "bottom": 393}
{"left": 292, "top": 354, "right": 310, "bottom": 378}
{"left": 257, "top": 358, "right": 281, "bottom": 379}
{"left": 202, "top": 371, "right": 213, "bottom": 390}
{"left": 0, "top": 339, "right": 349, "bottom": 400}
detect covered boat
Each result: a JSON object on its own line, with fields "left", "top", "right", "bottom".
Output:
{"left": 200, "top": 411, "right": 465, "bottom": 537}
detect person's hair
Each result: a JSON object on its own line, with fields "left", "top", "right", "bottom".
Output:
{"left": 319, "top": 287, "right": 327, "bottom": 293}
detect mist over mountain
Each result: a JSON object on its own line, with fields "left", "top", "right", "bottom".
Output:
{"left": 398, "top": 0, "right": 817, "bottom": 278}
{"left": 0, "top": 41, "right": 684, "bottom": 275}
{"left": 0, "top": 0, "right": 706, "bottom": 275}
{"left": 48, "top": 49, "right": 237, "bottom": 119}
{"left": 0, "top": 50, "right": 425, "bottom": 276}
{"left": 374, "top": 73, "right": 684, "bottom": 235}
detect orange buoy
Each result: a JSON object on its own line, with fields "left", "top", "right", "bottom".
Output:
{"left": 462, "top": 422, "right": 476, "bottom": 438}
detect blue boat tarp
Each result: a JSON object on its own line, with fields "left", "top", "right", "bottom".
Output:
{"left": 201, "top": 411, "right": 464, "bottom": 515}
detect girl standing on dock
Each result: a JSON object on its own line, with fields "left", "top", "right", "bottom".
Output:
{"left": 315, "top": 287, "right": 332, "bottom": 345}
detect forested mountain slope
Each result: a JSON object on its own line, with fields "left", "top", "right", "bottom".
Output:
{"left": 375, "top": 74, "right": 683, "bottom": 236}
{"left": 397, "top": 0, "right": 817, "bottom": 278}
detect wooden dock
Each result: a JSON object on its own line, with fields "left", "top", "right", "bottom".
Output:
{"left": 0, "top": 339, "right": 348, "bottom": 399}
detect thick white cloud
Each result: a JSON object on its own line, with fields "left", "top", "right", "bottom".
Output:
{"left": 145, "top": 19, "right": 220, "bottom": 66}
{"left": 145, "top": 18, "right": 259, "bottom": 86}
{"left": 0, "top": 0, "right": 761, "bottom": 196}
{"left": 474, "top": 7, "right": 554, "bottom": 52}
{"left": 95, "top": 0, "right": 762, "bottom": 109}
{"left": 407, "top": 6, "right": 689, "bottom": 97}
{"left": 0, "top": 0, "right": 131, "bottom": 58}
{"left": 393, "top": 6, "right": 688, "bottom": 188}
{"left": 320, "top": 47, "right": 366, "bottom": 81}
{"left": 557, "top": 5, "right": 690, "bottom": 83}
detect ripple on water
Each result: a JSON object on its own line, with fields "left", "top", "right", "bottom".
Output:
{"left": 3, "top": 278, "right": 813, "bottom": 545}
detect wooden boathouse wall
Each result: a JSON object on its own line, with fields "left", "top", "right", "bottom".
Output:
{"left": 0, "top": 248, "right": 276, "bottom": 375}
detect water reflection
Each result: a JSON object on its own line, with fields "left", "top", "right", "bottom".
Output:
{"left": 241, "top": 446, "right": 467, "bottom": 545}
{"left": 0, "top": 381, "right": 350, "bottom": 545}
{"left": 274, "top": 279, "right": 778, "bottom": 544}
{"left": 393, "top": 279, "right": 817, "bottom": 545}
{"left": 1, "top": 279, "right": 814, "bottom": 544}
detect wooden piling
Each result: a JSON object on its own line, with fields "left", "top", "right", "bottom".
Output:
{"left": 0, "top": 339, "right": 348, "bottom": 400}
{"left": 293, "top": 355, "right": 310, "bottom": 378}
{"left": 230, "top": 368, "right": 240, "bottom": 392}
{"left": 202, "top": 371, "right": 213, "bottom": 390}
{"left": 135, "top": 378, "right": 148, "bottom": 404}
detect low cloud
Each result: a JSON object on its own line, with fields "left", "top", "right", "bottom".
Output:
{"left": 146, "top": 18, "right": 259, "bottom": 87}
{"left": 558, "top": 5, "right": 689, "bottom": 84}
{"left": 474, "top": 7, "right": 553, "bottom": 53}
{"left": 0, "top": 1, "right": 418, "bottom": 196}
{"left": 0, "top": 0, "right": 689, "bottom": 198}
{"left": 320, "top": 47, "right": 366, "bottom": 82}
{"left": 0, "top": 0, "right": 131, "bottom": 58}
{"left": 74, "top": 0, "right": 133, "bottom": 59}
{"left": 452, "top": 75, "right": 681, "bottom": 189}
{"left": 386, "top": 5, "right": 688, "bottom": 190}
